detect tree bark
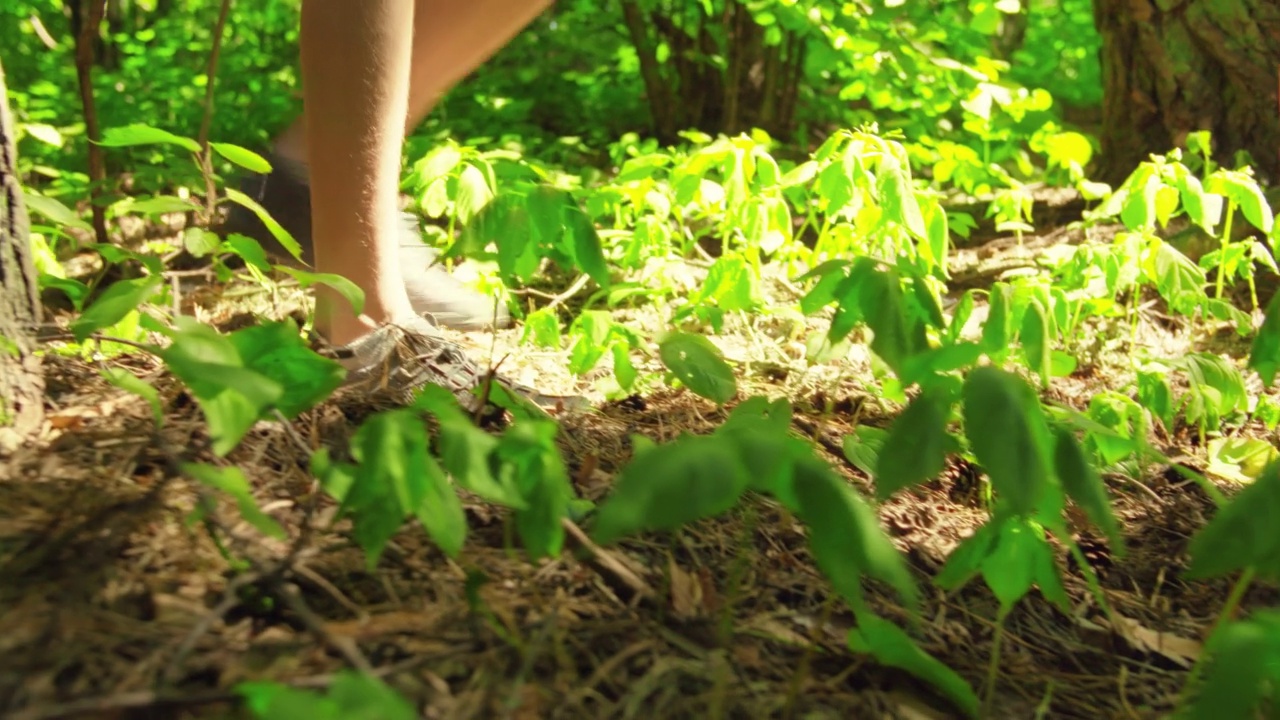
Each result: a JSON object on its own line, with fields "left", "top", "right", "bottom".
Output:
{"left": 0, "top": 58, "right": 45, "bottom": 453}
{"left": 1093, "top": 0, "right": 1280, "bottom": 184}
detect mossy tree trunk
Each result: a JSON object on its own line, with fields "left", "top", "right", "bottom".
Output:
{"left": 0, "top": 58, "right": 44, "bottom": 452}
{"left": 1093, "top": 0, "right": 1280, "bottom": 183}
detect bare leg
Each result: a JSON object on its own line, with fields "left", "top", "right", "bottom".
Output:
{"left": 301, "top": 0, "right": 416, "bottom": 345}
{"left": 277, "top": 0, "right": 552, "bottom": 163}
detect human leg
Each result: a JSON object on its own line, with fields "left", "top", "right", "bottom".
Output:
{"left": 300, "top": 0, "right": 416, "bottom": 346}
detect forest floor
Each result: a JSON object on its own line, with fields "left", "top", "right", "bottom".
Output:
{"left": 2, "top": 212, "right": 1279, "bottom": 720}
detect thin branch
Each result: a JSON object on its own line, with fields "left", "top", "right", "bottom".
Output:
{"left": 197, "top": 0, "right": 234, "bottom": 220}
{"left": 72, "top": 0, "right": 109, "bottom": 246}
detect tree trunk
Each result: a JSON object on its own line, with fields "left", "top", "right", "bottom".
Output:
{"left": 1093, "top": 0, "right": 1280, "bottom": 184}
{"left": 0, "top": 58, "right": 44, "bottom": 454}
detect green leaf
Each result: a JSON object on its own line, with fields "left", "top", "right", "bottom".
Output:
{"left": 416, "top": 143, "right": 464, "bottom": 184}
{"left": 347, "top": 410, "right": 465, "bottom": 563}
{"left": 1020, "top": 298, "right": 1051, "bottom": 388}
{"left": 794, "top": 458, "right": 918, "bottom": 610}
{"left": 23, "top": 190, "right": 93, "bottom": 232}
{"left": 1206, "top": 437, "right": 1280, "bottom": 484}
{"left": 1185, "top": 460, "right": 1280, "bottom": 581}
{"left": 1053, "top": 428, "right": 1123, "bottom": 553}
{"left": 224, "top": 187, "right": 303, "bottom": 263}
{"left": 223, "top": 233, "right": 272, "bottom": 272}
{"left": 497, "top": 421, "right": 572, "bottom": 559}
{"left": 228, "top": 321, "right": 346, "bottom": 417}
{"left": 276, "top": 267, "right": 366, "bottom": 316}
{"left": 98, "top": 123, "right": 200, "bottom": 153}
{"left": 659, "top": 332, "right": 737, "bottom": 404}
{"left": 981, "top": 283, "right": 1012, "bottom": 355}
{"left": 1249, "top": 289, "right": 1280, "bottom": 386}
{"left": 40, "top": 276, "right": 90, "bottom": 311}
{"left": 414, "top": 385, "right": 527, "bottom": 509}
{"left": 101, "top": 368, "right": 164, "bottom": 426}
{"left": 210, "top": 142, "right": 273, "bottom": 174}
{"left": 848, "top": 616, "right": 980, "bottom": 719}
{"left": 936, "top": 521, "right": 998, "bottom": 589}
{"left": 159, "top": 318, "right": 285, "bottom": 455}
{"left": 1188, "top": 611, "right": 1280, "bottom": 720}
{"left": 182, "top": 462, "right": 286, "bottom": 539}
{"left": 877, "top": 153, "right": 929, "bottom": 241}
{"left": 455, "top": 163, "right": 494, "bottom": 224}
{"left": 842, "top": 426, "right": 888, "bottom": 478}
{"left": 521, "top": 307, "right": 563, "bottom": 349}
{"left": 592, "top": 434, "right": 750, "bottom": 545}
{"left": 564, "top": 205, "right": 611, "bottom": 288}
{"left": 239, "top": 671, "right": 416, "bottom": 720}
{"left": 962, "top": 367, "right": 1052, "bottom": 516}
{"left": 979, "top": 518, "right": 1038, "bottom": 610}
{"left": 859, "top": 268, "right": 923, "bottom": 377}
{"left": 875, "top": 392, "right": 949, "bottom": 498}
{"left": 568, "top": 310, "right": 614, "bottom": 375}
{"left": 71, "top": 276, "right": 164, "bottom": 342}
{"left": 183, "top": 227, "right": 222, "bottom": 257}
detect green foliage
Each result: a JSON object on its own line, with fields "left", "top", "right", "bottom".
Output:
{"left": 239, "top": 671, "right": 416, "bottom": 720}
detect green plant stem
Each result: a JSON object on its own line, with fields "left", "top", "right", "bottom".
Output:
{"left": 1175, "top": 566, "right": 1256, "bottom": 713}
{"left": 1214, "top": 200, "right": 1237, "bottom": 300}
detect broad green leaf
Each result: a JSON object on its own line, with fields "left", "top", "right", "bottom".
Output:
{"left": 497, "top": 421, "right": 572, "bottom": 559}
{"left": 41, "top": 276, "right": 90, "bottom": 311}
{"left": 875, "top": 392, "right": 949, "bottom": 498}
{"left": 981, "top": 283, "right": 1012, "bottom": 355}
{"left": 1053, "top": 428, "right": 1123, "bottom": 553}
{"left": 842, "top": 425, "right": 888, "bottom": 478}
{"left": 877, "top": 153, "right": 928, "bottom": 241}
{"left": 23, "top": 190, "right": 93, "bottom": 232}
{"left": 182, "top": 462, "right": 286, "bottom": 540}
{"left": 183, "top": 227, "right": 222, "bottom": 257}
{"left": 1188, "top": 611, "right": 1280, "bottom": 720}
{"left": 417, "top": 143, "right": 464, "bottom": 184}
{"left": 1206, "top": 437, "right": 1280, "bottom": 484}
{"left": 347, "top": 410, "right": 458, "bottom": 563}
{"left": 210, "top": 142, "right": 272, "bottom": 173}
{"left": 454, "top": 163, "right": 494, "bottom": 223}
{"left": 102, "top": 368, "right": 163, "bottom": 426}
{"left": 848, "top": 616, "right": 980, "bottom": 719}
{"left": 962, "top": 367, "right": 1051, "bottom": 516}
{"left": 224, "top": 187, "right": 303, "bottom": 263}
{"left": 277, "top": 267, "right": 365, "bottom": 316}
{"left": 592, "top": 434, "right": 750, "bottom": 545}
{"left": 936, "top": 520, "right": 998, "bottom": 589}
{"left": 659, "top": 332, "right": 737, "bottom": 404}
{"left": 980, "top": 518, "right": 1037, "bottom": 609}
{"left": 223, "top": 233, "right": 272, "bottom": 272}
{"left": 1207, "top": 170, "right": 1274, "bottom": 233}
{"left": 414, "top": 452, "right": 468, "bottom": 559}
{"left": 1120, "top": 169, "right": 1159, "bottom": 232}
{"left": 1249, "top": 289, "right": 1280, "bottom": 386}
{"left": 564, "top": 205, "right": 611, "bottom": 288}
{"left": 1185, "top": 460, "right": 1280, "bottom": 581}
{"left": 229, "top": 321, "right": 346, "bottom": 417}
{"left": 414, "top": 385, "right": 526, "bottom": 509}
{"left": 98, "top": 123, "right": 200, "bottom": 153}
{"left": 793, "top": 458, "right": 918, "bottom": 610}
{"left": 171, "top": 361, "right": 283, "bottom": 456}
{"left": 858, "top": 268, "right": 922, "bottom": 377}
{"left": 22, "top": 123, "right": 64, "bottom": 147}
{"left": 521, "top": 307, "right": 563, "bottom": 349}
{"left": 1020, "top": 298, "right": 1051, "bottom": 388}
{"left": 568, "top": 310, "right": 614, "bottom": 375}
{"left": 71, "top": 276, "right": 164, "bottom": 342}
{"left": 240, "top": 671, "right": 416, "bottom": 720}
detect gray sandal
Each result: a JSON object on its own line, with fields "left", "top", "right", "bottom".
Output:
{"left": 222, "top": 153, "right": 512, "bottom": 332}
{"left": 331, "top": 315, "right": 585, "bottom": 415}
